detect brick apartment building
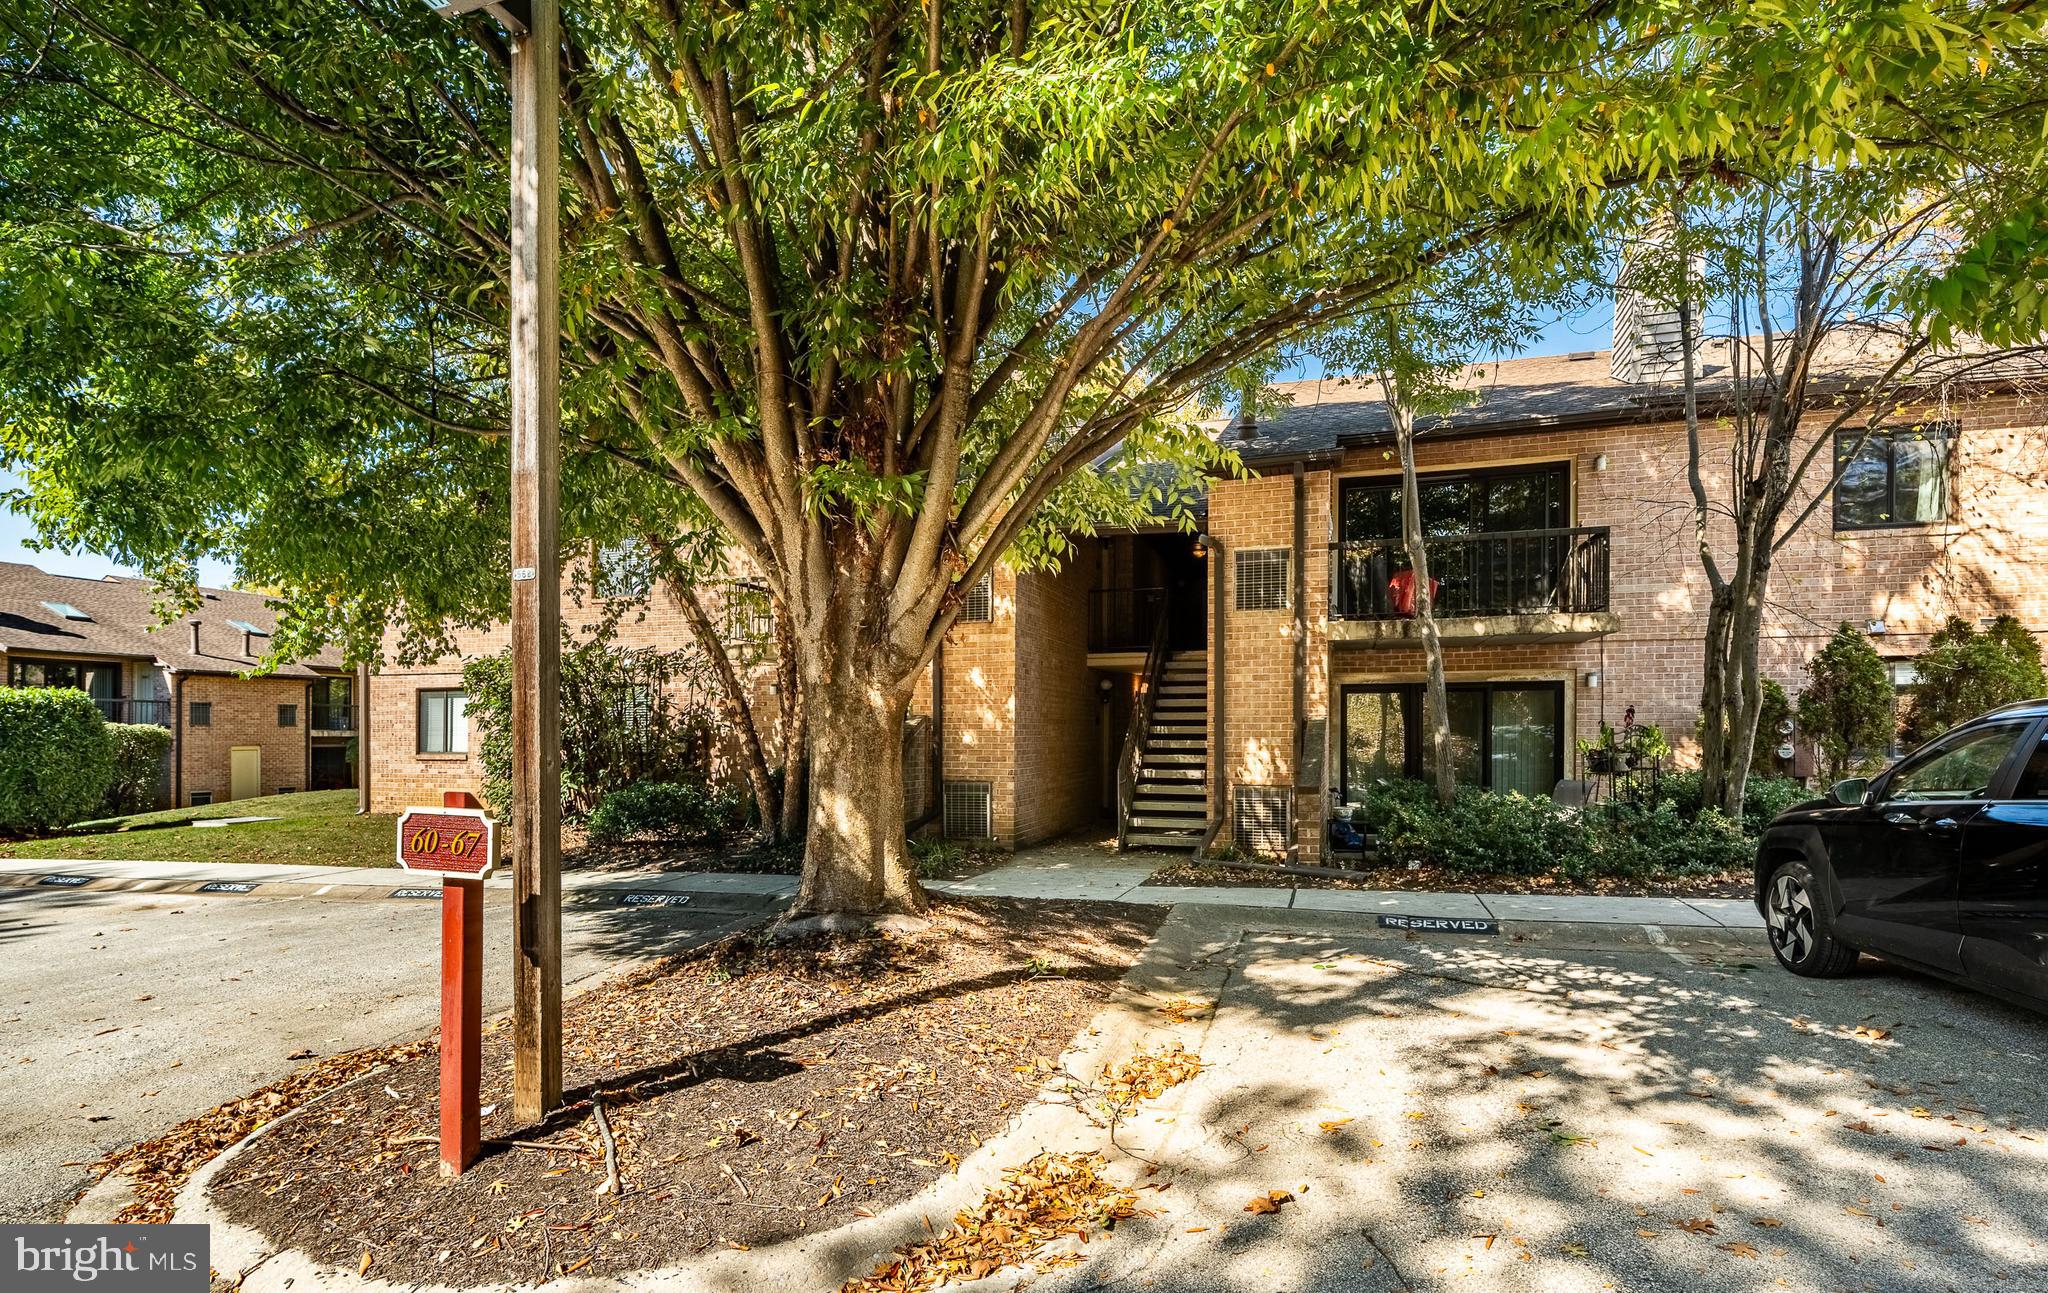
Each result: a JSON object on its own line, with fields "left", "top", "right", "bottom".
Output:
{"left": 362, "top": 341, "right": 2048, "bottom": 861}
{"left": 0, "top": 562, "right": 357, "bottom": 809}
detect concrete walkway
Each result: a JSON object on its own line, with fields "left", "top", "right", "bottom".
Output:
{"left": 0, "top": 844, "right": 1763, "bottom": 931}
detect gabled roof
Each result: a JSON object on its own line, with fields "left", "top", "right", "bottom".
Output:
{"left": 1219, "top": 336, "right": 2048, "bottom": 467}
{"left": 0, "top": 562, "right": 344, "bottom": 677}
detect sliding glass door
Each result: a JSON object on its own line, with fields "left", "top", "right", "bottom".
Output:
{"left": 1340, "top": 681, "right": 1564, "bottom": 801}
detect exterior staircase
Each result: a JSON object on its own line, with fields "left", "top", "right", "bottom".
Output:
{"left": 1122, "top": 650, "right": 1209, "bottom": 850}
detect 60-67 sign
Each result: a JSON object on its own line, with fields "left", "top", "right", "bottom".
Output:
{"left": 396, "top": 807, "right": 496, "bottom": 880}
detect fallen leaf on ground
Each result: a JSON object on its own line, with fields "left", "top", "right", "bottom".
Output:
{"left": 1722, "top": 1242, "right": 1760, "bottom": 1259}
{"left": 1243, "top": 1190, "right": 1294, "bottom": 1215}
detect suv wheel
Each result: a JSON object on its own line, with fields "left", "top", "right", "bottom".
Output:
{"left": 1764, "top": 859, "right": 1859, "bottom": 978}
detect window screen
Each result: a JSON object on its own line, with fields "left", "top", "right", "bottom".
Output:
{"left": 1235, "top": 549, "right": 1291, "bottom": 611}
{"left": 189, "top": 702, "right": 212, "bottom": 728}
{"left": 593, "top": 539, "right": 654, "bottom": 599}
{"left": 942, "top": 781, "right": 993, "bottom": 839}
{"left": 277, "top": 703, "right": 298, "bottom": 728}
{"left": 418, "top": 689, "right": 469, "bottom": 755}
{"left": 189, "top": 790, "right": 213, "bottom": 807}
{"left": 1233, "top": 785, "right": 1292, "bottom": 854}
{"left": 958, "top": 574, "right": 994, "bottom": 623}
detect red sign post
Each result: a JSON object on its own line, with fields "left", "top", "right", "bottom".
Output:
{"left": 398, "top": 792, "right": 496, "bottom": 1176}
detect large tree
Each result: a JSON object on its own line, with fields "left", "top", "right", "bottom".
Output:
{"left": 1, "top": 0, "right": 2033, "bottom": 917}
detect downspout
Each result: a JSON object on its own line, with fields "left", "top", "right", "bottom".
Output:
{"left": 304, "top": 680, "right": 313, "bottom": 793}
{"left": 1291, "top": 463, "right": 1307, "bottom": 862}
{"left": 357, "top": 661, "right": 372, "bottom": 814}
{"left": 171, "top": 671, "right": 185, "bottom": 808}
{"left": 1205, "top": 532, "right": 1227, "bottom": 843}
{"left": 909, "top": 641, "right": 945, "bottom": 833}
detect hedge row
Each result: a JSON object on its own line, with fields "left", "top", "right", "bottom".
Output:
{"left": 0, "top": 687, "right": 117, "bottom": 834}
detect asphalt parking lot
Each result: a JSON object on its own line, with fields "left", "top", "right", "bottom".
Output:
{"left": 1040, "top": 920, "right": 2048, "bottom": 1293}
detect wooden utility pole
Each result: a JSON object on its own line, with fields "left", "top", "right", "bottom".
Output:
{"left": 505, "top": 0, "right": 562, "bottom": 1123}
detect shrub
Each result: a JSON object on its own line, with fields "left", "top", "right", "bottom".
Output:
{"left": 585, "top": 781, "right": 739, "bottom": 846}
{"left": 1797, "top": 623, "right": 1894, "bottom": 782}
{"left": 466, "top": 631, "right": 719, "bottom": 817}
{"left": 0, "top": 688, "right": 115, "bottom": 834}
{"left": 103, "top": 723, "right": 173, "bottom": 815}
{"left": 1902, "top": 615, "right": 2044, "bottom": 746}
{"left": 1351, "top": 775, "right": 1804, "bottom": 881}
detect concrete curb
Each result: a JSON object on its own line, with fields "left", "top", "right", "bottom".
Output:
{"left": 155, "top": 909, "right": 1234, "bottom": 1293}
{"left": 0, "top": 870, "right": 788, "bottom": 914}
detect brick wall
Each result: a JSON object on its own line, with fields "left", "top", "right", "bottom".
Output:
{"left": 1012, "top": 561, "right": 1101, "bottom": 845}
{"left": 178, "top": 674, "right": 311, "bottom": 804}
{"left": 1213, "top": 393, "right": 2048, "bottom": 858}
{"left": 365, "top": 572, "right": 776, "bottom": 814}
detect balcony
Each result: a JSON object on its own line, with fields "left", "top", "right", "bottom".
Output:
{"left": 92, "top": 697, "right": 171, "bottom": 727}
{"left": 1329, "top": 527, "right": 1617, "bottom": 646}
{"left": 309, "top": 703, "right": 357, "bottom": 734}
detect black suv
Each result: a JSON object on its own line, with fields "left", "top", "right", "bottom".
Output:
{"left": 1755, "top": 699, "right": 2048, "bottom": 1012}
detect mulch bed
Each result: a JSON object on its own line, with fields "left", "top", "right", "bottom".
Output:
{"left": 209, "top": 897, "right": 1164, "bottom": 1287}
{"left": 1145, "top": 862, "right": 1750, "bottom": 899}
{"left": 561, "top": 825, "right": 800, "bottom": 876}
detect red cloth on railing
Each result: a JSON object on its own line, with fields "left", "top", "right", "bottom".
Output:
{"left": 1386, "top": 569, "right": 1443, "bottom": 617}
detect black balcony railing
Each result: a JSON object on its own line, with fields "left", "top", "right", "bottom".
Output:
{"left": 1089, "top": 587, "right": 1168, "bottom": 653}
{"left": 92, "top": 697, "right": 172, "bottom": 727}
{"left": 310, "top": 703, "right": 357, "bottom": 732}
{"left": 1331, "top": 527, "right": 1611, "bottom": 620}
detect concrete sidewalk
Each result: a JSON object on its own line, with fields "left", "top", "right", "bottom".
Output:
{"left": 0, "top": 850, "right": 1762, "bottom": 935}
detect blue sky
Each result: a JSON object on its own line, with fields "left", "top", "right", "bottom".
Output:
{"left": 0, "top": 302, "right": 1616, "bottom": 585}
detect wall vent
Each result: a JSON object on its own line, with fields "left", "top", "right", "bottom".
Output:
{"left": 942, "top": 780, "right": 993, "bottom": 840}
{"left": 958, "top": 574, "right": 995, "bottom": 623}
{"left": 1234, "top": 548, "right": 1291, "bottom": 611}
{"left": 1233, "top": 785, "right": 1292, "bottom": 855}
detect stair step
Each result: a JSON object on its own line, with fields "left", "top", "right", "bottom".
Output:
{"left": 1139, "top": 767, "right": 1206, "bottom": 781}
{"left": 1125, "top": 831, "right": 1203, "bottom": 849}
{"left": 1135, "top": 781, "right": 1206, "bottom": 796}
{"left": 1155, "top": 697, "right": 1206, "bottom": 709}
{"left": 1143, "top": 753, "right": 1208, "bottom": 766}
{"left": 1145, "top": 736, "right": 1207, "bottom": 748}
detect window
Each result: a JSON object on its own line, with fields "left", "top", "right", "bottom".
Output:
{"left": 1835, "top": 427, "right": 1953, "bottom": 529}
{"left": 2014, "top": 734, "right": 2048, "bottom": 800}
{"left": 1340, "top": 682, "right": 1564, "bottom": 799}
{"left": 417, "top": 689, "right": 469, "bottom": 755}
{"left": 277, "top": 703, "right": 297, "bottom": 728}
{"left": 1340, "top": 463, "right": 1571, "bottom": 542}
{"left": 593, "top": 539, "right": 653, "bottom": 599}
{"left": 1234, "top": 548, "right": 1291, "bottom": 611}
{"left": 1882, "top": 722, "right": 2024, "bottom": 802}
{"left": 189, "top": 790, "right": 214, "bottom": 807}
{"left": 1233, "top": 785, "right": 1292, "bottom": 854}
{"left": 958, "top": 574, "right": 994, "bottom": 623}
{"left": 40, "top": 601, "right": 91, "bottom": 622}
{"left": 189, "top": 701, "right": 212, "bottom": 728}
{"left": 9, "top": 657, "right": 121, "bottom": 701}
{"left": 942, "top": 781, "right": 992, "bottom": 839}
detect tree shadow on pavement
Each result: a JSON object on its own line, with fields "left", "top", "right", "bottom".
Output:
{"left": 1045, "top": 932, "right": 2048, "bottom": 1293}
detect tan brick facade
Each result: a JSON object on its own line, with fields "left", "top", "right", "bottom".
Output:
{"left": 176, "top": 674, "right": 318, "bottom": 804}
{"left": 1211, "top": 391, "right": 2048, "bottom": 859}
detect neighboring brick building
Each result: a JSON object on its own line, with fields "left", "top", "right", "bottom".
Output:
{"left": 0, "top": 562, "right": 356, "bottom": 810}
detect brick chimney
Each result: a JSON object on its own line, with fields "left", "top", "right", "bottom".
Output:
{"left": 189, "top": 620, "right": 202, "bottom": 654}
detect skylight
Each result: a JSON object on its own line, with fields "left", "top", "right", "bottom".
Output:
{"left": 226, "top": 619, "right": 269, "bottom": 636}
{"left": 40, "top": 601, "right": 91, "bottom": 621}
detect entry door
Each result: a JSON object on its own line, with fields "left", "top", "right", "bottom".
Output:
{"left": 1960, "top": 724, "right": 2048, "bottom": 1002}
{"left": 230, "top": 746, "right": 262, "bottom": 802}
{"left": 1841, "top": 720, "right": 2030, "bottom": 972}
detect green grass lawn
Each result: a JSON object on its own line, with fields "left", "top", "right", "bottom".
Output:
{"left": 0, "top": 790, "right": 397, "bottom": 868}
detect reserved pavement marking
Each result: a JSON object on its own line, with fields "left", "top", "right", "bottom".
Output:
{"left": 197, "top": 881, "right": 259, "bottom": 894}
{"left": 620, "top": 892, "right": 693, "bottom": 907}
{"left": 37, "top": 874, "right": 92, "bottom": 887}
{"left": 1377, "top": 913, "right": 1500, "bottom": 935}
{"left": 389, "top": 887, "right": 442, "bottom": 900}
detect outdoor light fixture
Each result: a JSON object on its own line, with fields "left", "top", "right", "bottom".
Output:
{"left": 1583, "top": 669, "right": 1602, "bottom": 688}
{"left": 1593, "top": 452, "right": 1610, "bottom": 471}
{"left": 1866, "top": 618, "right": 1887, "bottom": 634}
{"left": 1192, "top": 534, "right": 1211, "bottom": 558}
{"left": 433, "top": 0, "right": 530, "bottom": 33}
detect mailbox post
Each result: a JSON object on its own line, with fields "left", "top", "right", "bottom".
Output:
{"left": 398, "top": 790, "right": 497, "bottom": 1176}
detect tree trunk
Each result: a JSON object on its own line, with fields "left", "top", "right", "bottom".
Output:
{"left": 774, "top": 603, "right": 808, "bottom": 844}
{"left": 791, "top": 658, "right": 927, "bottom": 917}
{"left": 1390, "top": 384, "right": 1455, "bottom": 806}
{"left": 658, "top": 570, "right": 783, "bottom": 845}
